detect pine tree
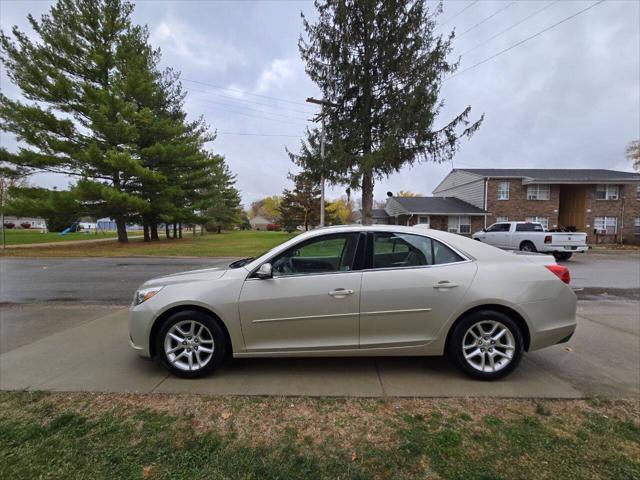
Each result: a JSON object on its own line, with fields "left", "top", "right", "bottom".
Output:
{"left": 0, "top": 0, "right": 156, "bottom": 242}
{"left": 299, "top": 0, "right": 483, "bottom": 224}
{"left": 279, "top": 172, "right": 322, "bottom": 232}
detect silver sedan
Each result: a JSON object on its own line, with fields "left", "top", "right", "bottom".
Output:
{"left": 129, "top": 225, "right": 577, "bottom": 380}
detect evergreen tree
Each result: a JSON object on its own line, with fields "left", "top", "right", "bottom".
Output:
{"left": 299, "top": 0, "right": 483, "bottom": 224}
{"left": 0, "top": 0, "right": 156, "bottom": 242}
{"left": 279, "top": 172, "right": 321, "bottom": 232}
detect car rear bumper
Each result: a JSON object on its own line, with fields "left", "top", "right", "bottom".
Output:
{"left": 520, "top": 285, "right": 577, "bottom": 351}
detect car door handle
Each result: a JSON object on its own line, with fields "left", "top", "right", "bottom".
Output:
{"left": 328, "top": 288, "right": 354, "bottom": 297}
{"left": 433, "top": 281, "right": 458, "bottom": 289}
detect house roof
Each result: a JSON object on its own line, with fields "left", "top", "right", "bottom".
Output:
{"left": 457, "top": 168, "right": 640, "bottom": 183}
{"left": 389, "top": 196, "right": 488, "bottom": 215}
{"left": 371, "top": 209, "right": 389, "bottom": 219}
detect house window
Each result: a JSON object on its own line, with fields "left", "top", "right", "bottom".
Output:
{"left": 594, "top": 217, "right": 617, "bottom": 234}
{"left": 595, "top": 184, "right": 619, "bottom": 200}
{"left": 495, "top": 216, "right": 508, "bottom": 223}
{"left": 448, "top": 216, "right": 471, "bottom": 234}
{"left": 417, "top": 216, "right": 430, "bottom": 225}
{"left": 636, "top": 184, "right": 640, "bottom": 200}
{"left": 525, "top": 216, "right": 549, "bottom": 230}
{"left": 497, "top": 181, "right": 509, "bottom": 200}
{"left": 527, "top": 184, "right": 550, "bottom": 200}
{"left": 635, "top": 217, "right": 640, "bottom": 235}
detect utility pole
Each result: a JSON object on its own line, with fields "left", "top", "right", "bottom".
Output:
{"left": 306, "top": 97, "right": 336, "bottom": 228}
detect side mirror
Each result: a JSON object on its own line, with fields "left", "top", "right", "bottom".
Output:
{"left": 482, "top": 228, "right": 487, "bottom": 232}
{"left": 255, "top": 263, "right": 273, "bottom": 279}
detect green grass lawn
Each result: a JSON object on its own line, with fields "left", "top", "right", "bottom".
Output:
{"left": 0, "top": 392, "right": 638, "bottom": 479}
{"left": 1, "top": 230, "right": 297, "bottom": 257}
{"left": 2, "top": 229, "right": 119, "bottom": 245}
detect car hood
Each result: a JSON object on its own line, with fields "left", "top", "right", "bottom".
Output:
{"left": 141, "top": 266, "right": 228, "bottom": 288}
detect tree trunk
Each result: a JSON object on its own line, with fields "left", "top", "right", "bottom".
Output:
{"left": 201, "top": 224, "right": 205, "bottom": 235}
{"left": 165, "top": 223, "right": 170, "bottom": 239}
{"left": 143, "top": 222, "right": 150, "bottom": 242}
{"left": 192, "top": 224, "right": 196, "bottom": 236}
{"left": 178, "top": 222, "right": 183, "bottom": 239}
{"left": 173, "top": 222, "right": 177, "bottom": 239}
{"left": 150, "top": 223, "right": 159, "bottom": 241}
{"left": 361, "top": 169, "right": 374, "bottom": 225}
{"left": 115, "top": 216, "right": 128, "bottom": 243}
{"left": 217, "top": 225, "right": 221, "bottom": 234}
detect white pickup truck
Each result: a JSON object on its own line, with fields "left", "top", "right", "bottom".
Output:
{"left": 471, "top": 221, "right": 588, "bottom": 261}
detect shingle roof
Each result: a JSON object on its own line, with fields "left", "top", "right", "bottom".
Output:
{"left": 458, "top": 168, "right": 640, "bottom": 182}
{"left": 371, "top": 209, "right": 389, "bottom": 218}
{"left": 392, "top": 196, "right": 488, "bottom": 215}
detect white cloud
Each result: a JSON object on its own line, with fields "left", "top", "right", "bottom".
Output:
{"left": 151, "top": 19, "right": 245, "bottom": 71}
{"left": 254, "top": 59, "right": 296, "bottom": 93}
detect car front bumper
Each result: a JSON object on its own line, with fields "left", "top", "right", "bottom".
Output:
{"left": 129, "top": 303, "right": 156, "bottom": 358}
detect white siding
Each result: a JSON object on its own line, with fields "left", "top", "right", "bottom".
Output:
{"left": 432, "top": 170, "right": 485, "bottom": 209}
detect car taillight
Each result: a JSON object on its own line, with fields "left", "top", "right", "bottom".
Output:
{"left": 544, "top": 235, "right": 552, "bottom": 244}
{"left": 545, "top": 264, "right": 570, "bottom": 284}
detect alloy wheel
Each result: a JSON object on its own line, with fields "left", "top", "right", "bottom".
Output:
{"left": 163, "top": 320, "right": 215, "bottom": 372}
{"left": 462, "top": 320, "right": 515, "bottom": 373}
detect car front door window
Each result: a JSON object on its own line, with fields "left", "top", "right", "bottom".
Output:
{"left": 270, "top": 233, "right": 359, "bottom": 277}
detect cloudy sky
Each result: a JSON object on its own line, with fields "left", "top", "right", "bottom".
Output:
{"left": 1, "top": 0, "right": 638, "bottom": 207}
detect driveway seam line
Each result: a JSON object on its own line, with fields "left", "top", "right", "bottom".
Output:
{"left": 374, "top": 360, "right": 387, "bottom": 399}
{"left": 150, "top": 373, "right": 171, "bottom": 393}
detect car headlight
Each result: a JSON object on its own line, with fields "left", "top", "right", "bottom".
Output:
{"left": 133, "top": 286, "right": 164, "bottom": 306}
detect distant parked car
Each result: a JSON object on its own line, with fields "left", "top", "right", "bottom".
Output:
{"left": 130, "top": 225, "right": 577, "bottom": 381}
{"left": 472, "top": 221, "right": 588, "bottom": 261}
{"left": 266, "top": 223, "right": 281, "bottom": 231}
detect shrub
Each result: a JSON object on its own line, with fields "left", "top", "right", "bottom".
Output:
{"left": 20, "top": 222, "right": 32, "bottom": 229}
{"left": 3, "top": 222, "right": 16, "bottom": 229}
{"left": 266, "top": 223, "right": 281, "bottom": 231}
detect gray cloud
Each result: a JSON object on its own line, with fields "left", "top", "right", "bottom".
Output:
{"left": 1, "top": 0, "right": 638, "bottom": 206}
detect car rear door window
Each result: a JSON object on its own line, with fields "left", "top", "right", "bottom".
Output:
{"left": 372, "top": 232, "right": 464, "bottom": 268}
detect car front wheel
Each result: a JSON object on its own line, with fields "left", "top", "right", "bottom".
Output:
{"left": 155, "top": 310, "right": 226, "bottom": 378}
{"left": 449, "top": 310, "right": 524, "bottom": 380}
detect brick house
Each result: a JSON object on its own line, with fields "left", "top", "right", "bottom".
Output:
{"left": 433, "top": 169, "right": 640, "bottom": 244}
{"left": 363, "top": 196, "right": 489, "bottom": 236}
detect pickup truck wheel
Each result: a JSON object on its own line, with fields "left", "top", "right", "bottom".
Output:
{"left": 519, "top": 241, "right": 537, "bottom": 253}
{"left": 553, "top": 252, "right": 573, "bottom": 261}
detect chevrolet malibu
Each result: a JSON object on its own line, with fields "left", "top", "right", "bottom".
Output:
{"left": 129, "top": 225, "right": 576, "bottom": 380}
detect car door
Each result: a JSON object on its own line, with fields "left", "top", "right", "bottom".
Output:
{"left": 359, "top": 231, "right": 477, "bottom": 349}
{"left": 493, "top": 223, "right": 513, "bottom": 249}
{"left": 238, "top": 232, "right": 363, "bottom": 352}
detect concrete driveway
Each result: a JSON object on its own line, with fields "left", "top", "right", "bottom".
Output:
{"left": 0, "top": 299, "right": 637, "bottom": 398}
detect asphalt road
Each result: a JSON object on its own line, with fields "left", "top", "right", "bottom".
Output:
{"left": 0, "top": 257, "right": 235, "bottom": 305}
{"left": 1, "top": 252, "right": 637, "bottom": 305}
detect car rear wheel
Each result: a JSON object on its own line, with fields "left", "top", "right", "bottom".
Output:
{"left": 553, "top": 252, "right": 573, "bottom": 261}
{"left": 155, "top": 310, "right": 226, "bottom": 378}
{"left": 449, "top": 310, "right": 524, "bottom": 380}
{"left": 519, "top": 241, "right": 536, "bottom": 253}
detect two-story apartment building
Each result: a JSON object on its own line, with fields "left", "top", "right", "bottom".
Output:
{"left": 433, "top": 169, "right": 640, "bottom": 244}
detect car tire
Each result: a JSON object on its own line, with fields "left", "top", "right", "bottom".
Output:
{"left": 553, "top": 252, "right": 572, "bottom": 261}
{"left": 448, "top": 310, "right": 524, "bottom": 381}
{"left": 519, "top": 241, "right": 537, "bottom": 253}
{"left": 155, "top": 310, "right": 226, "bottom": 379}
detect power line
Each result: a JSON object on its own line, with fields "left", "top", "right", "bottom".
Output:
{"left": 437, "top": 1, "right": 479, "bottom": 30}
{"left": 182, "top": 78, "right": 313, "bottom": 107}
{"left": 186, "top": 95, "right": 309, "bottom": 121}
{"left": 448, "top": 0, "right": 606, "bottom": 81}
{"left": 188, "top": 102, "right": 308, "bottom": 126}
{"left": 186, "top": 86, "right": 315, "bottom": 115}
{"left": 459, "top": 0, "right": 561, "bottom": 57}
{"left": 456, "top": 1, "right": 517, "bottom": 39}
{"left": 218, "top": 132, "right": 302, "bottom": 138}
